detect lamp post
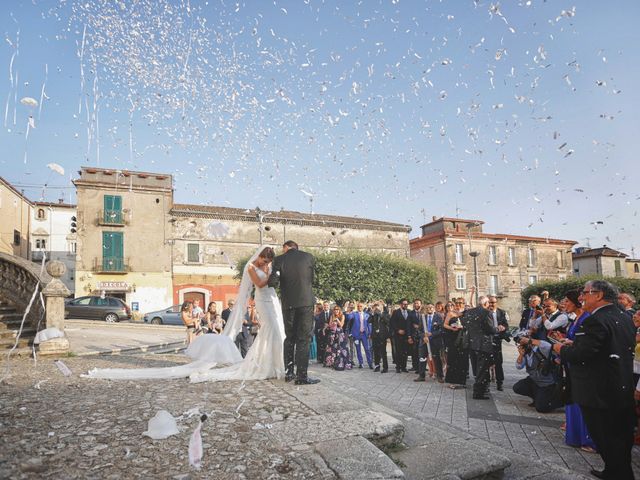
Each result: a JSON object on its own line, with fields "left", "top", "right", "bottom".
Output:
{"left": 466, "top": 222, "right": 481, "bottom": 305}
{"left": 255, "top": 207, "right": 271, "bottom": 245}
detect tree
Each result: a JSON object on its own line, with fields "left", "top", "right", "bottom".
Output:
{"left": 521, "top": 275, "right": 640, "bottom": 306}
{"left": 236, "top": 250, "right": 437, "bottom": 304}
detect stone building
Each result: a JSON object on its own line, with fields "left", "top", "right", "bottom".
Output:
{"left": 0, "top": 176, "right": 31, "bottom": 259}
{"left": 30, "top": 201, "right": 77, "bottom": 293}
{"left": 72, "top": 167, "right": 411, "bottom": 313}
{"left": 73, "top": 168, "right": 174, "bottom": 314}
{"left": 626, "top": 258, "right": 640, "bottom": 279}
{"left": 410, "top": 217, "right": 576, "bottom": 321}
{"left": 170, "top": 204, "right": 411, "bottom": 310}
{"left": 572, "top": 246, "right": 629, "bottom": 278}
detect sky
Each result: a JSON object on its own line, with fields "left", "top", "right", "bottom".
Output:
{"left": 1, "top": 0, "right": 639, "bottom": 255}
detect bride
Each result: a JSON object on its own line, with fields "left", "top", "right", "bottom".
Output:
{"left": 83, "top": 246, "right": 285, "bottom": 382}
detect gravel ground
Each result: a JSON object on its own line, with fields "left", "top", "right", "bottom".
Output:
{"left": 0, "top": 354, "right": 334, "bottom": 479}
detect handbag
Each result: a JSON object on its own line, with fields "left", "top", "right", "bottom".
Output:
{"left": 250, "top": 325, "right": 260, "bottom": 335}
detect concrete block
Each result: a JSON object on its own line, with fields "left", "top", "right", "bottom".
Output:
{"left": 314, "top": 435, "right": 404, "bottom": 480}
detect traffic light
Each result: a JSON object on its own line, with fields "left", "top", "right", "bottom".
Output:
{"left": 70, "top": 216, "right": 77, "bottom": 233}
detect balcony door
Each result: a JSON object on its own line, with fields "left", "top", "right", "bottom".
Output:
{"left": 102, "top": 232, "right": 124, "bottom": 271}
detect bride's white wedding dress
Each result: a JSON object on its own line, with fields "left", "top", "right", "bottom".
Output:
{"left": 83, "top": 247, "right": 285, "bottom": 382}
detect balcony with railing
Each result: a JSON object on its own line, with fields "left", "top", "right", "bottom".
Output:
{"left": 93, "top": 256, "right": 130, "bottom": 274}
{"left": 98, "top": 209, "right": 126, "bottom": 226}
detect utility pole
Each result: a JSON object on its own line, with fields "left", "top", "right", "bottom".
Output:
{"left": 466, "top": 222, "right": 481, "bottom": 305}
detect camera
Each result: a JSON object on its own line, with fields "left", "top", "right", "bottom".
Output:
{"left": 513, "top": 330, "right": 532, "bottom": 352}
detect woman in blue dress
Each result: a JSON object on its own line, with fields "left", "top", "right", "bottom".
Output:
{"left": 562, "top": 289, "right": 597, "bottom": 453}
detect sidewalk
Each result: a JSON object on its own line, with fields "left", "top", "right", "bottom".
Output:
{"left": 63, "top": 319, "right": 186, "bottom": 355}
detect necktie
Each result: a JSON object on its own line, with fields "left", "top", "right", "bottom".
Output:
{"left": 428, "top": 315, "right": 433, "bottom": 333}
{"left": 492, "top": 311, "right": 498, "bottom": 328}
{"left": 402, "top": 309, "right": 407, "bottom": 320}
{"left": 360, "top": 313, "right": 365, "bottom": 333}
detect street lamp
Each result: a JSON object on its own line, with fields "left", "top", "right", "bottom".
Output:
{"left": 255, "top": 207, "right": 271, "bottom": 245}
{"left": 466, "top": 222, "right": 481, "bottom": 305}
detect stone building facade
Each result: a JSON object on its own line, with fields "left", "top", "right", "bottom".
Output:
{"left": 572, "top": 246, "right": 630, "bottom": 278}
{"left": 30, "top": 201, "right": 77, "bottom": 293}
{"left": 73, "top": 168, "right": 174, "bottom": 314}
{"left": 0, "top": 176, "right": 31, "bottom": 259}
{"left": 72, "top": 167, "right": 411, "bottom": 313}
{"left": 410, "top": 217, "right": 576, "bottom": 322}
{"left": 170, "top": 204, "right": 411, "bottom": 311}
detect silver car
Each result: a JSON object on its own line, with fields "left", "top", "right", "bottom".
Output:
{"left": 143, "top": 305, "right": 183, "bottom": 325}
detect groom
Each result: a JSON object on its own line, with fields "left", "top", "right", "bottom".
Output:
{"left": 269, "top": 240, "right": 320, "bottom": 385}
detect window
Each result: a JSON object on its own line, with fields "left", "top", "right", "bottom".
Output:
{"left": 615, "top": 260, "right": 622, "bottom": 277}
{"left": 527, "top": 248, "right": 537, "bottom": 267}
{"left": 489, "top": 275, "right": 499, "bottom": 295}
{"left": 13, "top": 230, "right": 20, "bottom": 245}
{"left": 72, "top": 297, "right": 92, "bottom": 306}
{"left": 557, "top": 250, "right": 565, "bottom": 268}
{"left": 68, "top": 241, "right": 77, "bottom": 254}
{"left": 454, "top": 244, "right": 464, "bottom": 264}
{"left": 508, "top": 247, "right": 515, "bottom": 266}
{"left": 455, "top": 273, "right": 466, "bottom": 290}
{"left": 36, "top": 208, "right": 46, "bottom": 220}
{"left": 35, "top": 239, "right": 46, "bottom": 250}
{"left": 528, "top": 275, "right": 538, "bottom": 285}
{"left": 635, "top": 264, "right": 639, "bottom": 274}
{"left": 102, "top": 231, "right": 124, "bottom": 271}
{"left": 103, "top": 195, "right": 123, "bottom": 224}
{"left": 187, "top": 243, "right": 200, "bottom": 263}
{"left": 488, "top": 246, "right": 497, "bottom": 265}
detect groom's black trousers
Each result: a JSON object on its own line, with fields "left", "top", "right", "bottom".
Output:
{"left": 282, "top": 305, "right": 314, "bottom": 380}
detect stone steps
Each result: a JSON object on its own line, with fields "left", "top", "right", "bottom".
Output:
{"left": 0, "top": 306, "right": 36, "bottom": 350}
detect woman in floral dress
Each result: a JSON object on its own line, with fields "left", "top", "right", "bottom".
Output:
{"left": 324, "top": 306, "right": 353, "bottom": 371}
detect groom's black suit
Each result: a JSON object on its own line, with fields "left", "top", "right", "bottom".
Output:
{"left": 269, "top": 247, "right": 315, "bottom": 381}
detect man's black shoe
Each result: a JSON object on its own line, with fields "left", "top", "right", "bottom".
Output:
{"left": 369, "top": 365, "right": 373, "bottom": 369}
{"left": 496, "top": 383, "right": 503, "bottom": 391}
{"left": 401, "top": 369, "right": 409, "bottom": 373}
{"left": 589, "top": 469, "right": 606, "bottom": 479}
{"left": 358, "top": 364, "right": 363, "bottom": 369}
{"left": 395, "top": 368, "right": 401, "bottom": 373}
{"left": 473, "top": 394, "right": 490, "bottom": 400}
{"left": 381, "top": 369, "right": 388, "bottom": 373}
{"left": 374, "top": 366, "right": 380, "bottom": 372}
{"left": 285, "top": 372, "right": 295, "bottom": 382}
{"left": 414, "top": 377, "right": 426, "bottom": 382}
{"left": 295, "top": 377, "right": 320, "bottom": 385}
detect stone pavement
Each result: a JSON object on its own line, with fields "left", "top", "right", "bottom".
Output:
{"left": 308, "top": 342, "right": 640, "bottom": 479}
{"left": 64, "top": 319, "right": 186, "bottom": 355}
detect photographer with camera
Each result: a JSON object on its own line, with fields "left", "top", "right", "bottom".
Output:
{"left": 513, "top": 334, "right": 563, "bottom": 413}
{"left": 529, "top": 296, "right": 568, "bottom": 342}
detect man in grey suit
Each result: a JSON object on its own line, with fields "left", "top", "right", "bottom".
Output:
{"left": 269, "top": 240, "right": 320, "bottom": 385}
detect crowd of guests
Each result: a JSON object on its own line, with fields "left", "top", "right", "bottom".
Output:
{"left": 312, "top": 283, "right": 639, "bottom": 480}
{"left": 177, "top": 283, "right": 638, "bottom": 479}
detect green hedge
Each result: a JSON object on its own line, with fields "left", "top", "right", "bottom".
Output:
{"left": 521, "top": 275, "right": 640, "bottom": 305}
{"left": 236, "top": 250, "right": 437, "bottom": 304}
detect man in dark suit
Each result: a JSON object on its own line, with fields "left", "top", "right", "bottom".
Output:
{"left": 466, "top": 296, "right": 504, "bottom": 399}
{"left": 314, "top": 301, "right": 331, "bottom": 364}
{"left": 408, "top": 299, "right": 422, "bottom": 372}
{"left": 269, "top": 240, "right": 319, "bottom": 385}
{"left": 487, "top": 295, "right": 511, "bottom": 391}
{"left": 368, "top": 302, "right": 390, "bottom": 373}
{"left": 553, "top": 280, "right": 636, "bottom": 480}
{"left": 414, "top": 303, "right": 445, "bottom": 382}
{"left": 519, "top": 294, "right": 541, "bottom": 330}
{"left": 390, "top": 299, "right": 411, "bottom": 372}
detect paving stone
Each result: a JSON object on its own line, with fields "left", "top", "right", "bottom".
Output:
{"left": 314, "top": 436, "right": 404, "bottom": 480}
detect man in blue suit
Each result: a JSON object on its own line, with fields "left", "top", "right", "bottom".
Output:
{"left": 350, "top": 301, "right": 373, "bottom": 369}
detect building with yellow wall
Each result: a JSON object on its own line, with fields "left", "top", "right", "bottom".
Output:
{"left": 0, "top": 176, "right": 31, "bottom": 259}
{"left": 73, "top": 168, "right": 174, "bottom": 314}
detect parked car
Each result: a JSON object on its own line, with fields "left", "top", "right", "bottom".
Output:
{"left": 143, "top": 305, "right": 183, "bottom": 326}
{"left": 65, "top": 296, "right": 131, "bottom": 323}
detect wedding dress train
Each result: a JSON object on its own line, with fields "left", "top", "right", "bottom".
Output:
{"left": 83, "top": 247, "right": 285, "bottom": 382}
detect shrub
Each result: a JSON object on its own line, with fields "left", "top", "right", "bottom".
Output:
{"left": 236, "top": 250, "right": 437, "bottom": 304}
{"left": 521, "top": 275, "right": 640, "bottom": 306}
